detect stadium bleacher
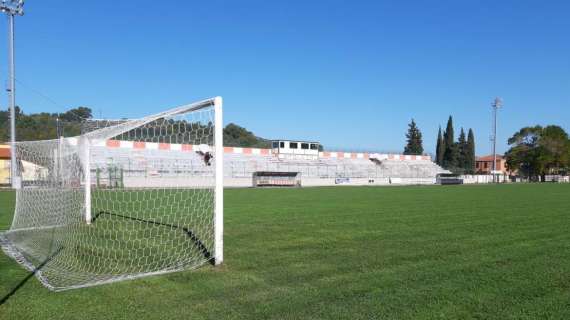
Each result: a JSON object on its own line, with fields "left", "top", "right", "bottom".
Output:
{"left": 91, "top": 141, "right": 448, "bottom": 187}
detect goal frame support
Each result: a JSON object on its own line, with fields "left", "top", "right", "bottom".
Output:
{"left": 81, "top": 97, "right": 223, "bottom": 256}
{"left": 213, "top": 96, "right": 223, "bottom": 265}
{"left": 82, "top": 137, "right": 92, "bottom": 224}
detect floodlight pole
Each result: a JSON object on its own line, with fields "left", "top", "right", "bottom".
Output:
{"left": 7, "top": 13, "right": 16, "bottom": 188}
{"left": 491, "top": 97, "right": 503, "bottom": 183}
{"left": 1, "top": 1, "right": 24, "bottom": 189}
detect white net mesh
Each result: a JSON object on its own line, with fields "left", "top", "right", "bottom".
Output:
{"left": 0, "top": 97, "right": 222, "bottom": 291}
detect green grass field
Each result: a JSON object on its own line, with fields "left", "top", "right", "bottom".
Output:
{"left": 1, "top": 184, "right": 569, "bottom": 319}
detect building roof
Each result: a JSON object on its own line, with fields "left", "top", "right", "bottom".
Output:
{"left": 0, "top": 145, "right": 10, "bottom": 160}
{"left": 476, "top": 154, "right": 504, "bottom": 161}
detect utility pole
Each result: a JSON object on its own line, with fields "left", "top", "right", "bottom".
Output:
{"left": 1, "top": 0, "right": 24, "bottom": 188}
{"left": 491, "top": 97, "right": 503, "bottom": 183}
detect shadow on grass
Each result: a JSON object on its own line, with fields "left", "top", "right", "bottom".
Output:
{"left": 93, "top": 211, "right": 214, "bottom": 264}
{"left": 0, "top": 246, "right": 63, "bottom": 306}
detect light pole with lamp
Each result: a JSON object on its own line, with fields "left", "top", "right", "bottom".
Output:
{"left": 491, "top": 97, "right": 503, "bottom": 183}
{"left": 1, "top": 0, "right": 24, "bottom": 188}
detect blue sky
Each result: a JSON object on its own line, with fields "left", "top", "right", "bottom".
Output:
{"left": 1, "top": 0, "right": 569, "bottom": 155}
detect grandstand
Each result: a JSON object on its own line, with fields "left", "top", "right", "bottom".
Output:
{"left": 84, "top": 139, "right": 448, "bottom": 188}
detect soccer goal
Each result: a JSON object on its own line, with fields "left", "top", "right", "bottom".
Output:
{"left": 0, "top": 97, "right": 223, "bottom": 291}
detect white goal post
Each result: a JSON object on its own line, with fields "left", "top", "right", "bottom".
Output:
{"left": 0, "top": 97, "right": 223, "bottom": 291}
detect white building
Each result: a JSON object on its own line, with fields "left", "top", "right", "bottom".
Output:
{"left": 271, "top": 140, "right": 320, "bottom": 160}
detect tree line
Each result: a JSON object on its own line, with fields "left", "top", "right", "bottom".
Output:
{"left": 0, "top": 106, "right": 89, "bottom": 141}
{"left": 435, "top": 116, "right": 476, "bottom": 174}
{"left": 0, "top": 107, "right": 271, "bottom": 148}
{"left": 222, "top": 123, "right": 271, "bottom": 148}
{"left": 402, "top": 116, "right": 476, "bottom": 174}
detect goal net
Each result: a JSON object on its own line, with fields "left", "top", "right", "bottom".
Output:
{"left": 0, "top": 97, "right": 223, "bottom": 291}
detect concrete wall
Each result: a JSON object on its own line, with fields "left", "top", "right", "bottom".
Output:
{"left": 460, "top": 174, "right": 508, "bottom": 184}
{"left": 0, "top": 159, "right": 9, "bottom": 185}
{"left": 223, "top": 176, "right": 436, "bottom": 188}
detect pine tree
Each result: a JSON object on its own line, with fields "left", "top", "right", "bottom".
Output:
{"left": 403, "top": 119, "right": 424, "bottom": 155}
{"left": 466, "top": 128, "right": 476, "bottom": 174}
{"left": 436, "top": 126, "right": 445, "bottom": 165}
{"left": 442, "top": 116, "right": 458, "bottom": 169}
{"left": 457, "top": 128, "right": 468, "bottom": 172}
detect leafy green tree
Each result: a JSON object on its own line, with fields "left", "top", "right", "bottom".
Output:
{"left": 466, "top": 129, "right": 476, "bottom": 174}
{"left": 504, "top": 125, "right": 570, "bottom": 181}
{"left": 539, "top": 125, "right": 570, "bottom": 175}
{"left": 0, "top": 107, "right": 23, "bottom": 142}
{"left": 403, "top": 119, "right": 424, "bottom": 155}
{"left": 435, "top": 126, "right": 445, "bottom": 166}
{"left": 60, "top": 107, "right": 93, "bottom": 122}
{"left": 442, "top": 116, "right": 458, "bottom": 169}
{"left": 0, "top": 109, "right": 9, "bottom": 142}
{"left": 505, "top": 126, "right": 543, "bottom": 181}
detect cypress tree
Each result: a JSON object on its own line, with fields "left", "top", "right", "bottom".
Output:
{"left": 436, "top": 126, "right": 445, "bottom": 165}
{"left": 466, "top": 128, "right": 476, "bottom": 173}
{"left": 404, "top": 119, "right": 424, "bottom": 155}
{"left": 442, "top": 116, "right": 458, "bottom": 169}
{"left": 457, "top": 128, "right": 468, "bottom": 172}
